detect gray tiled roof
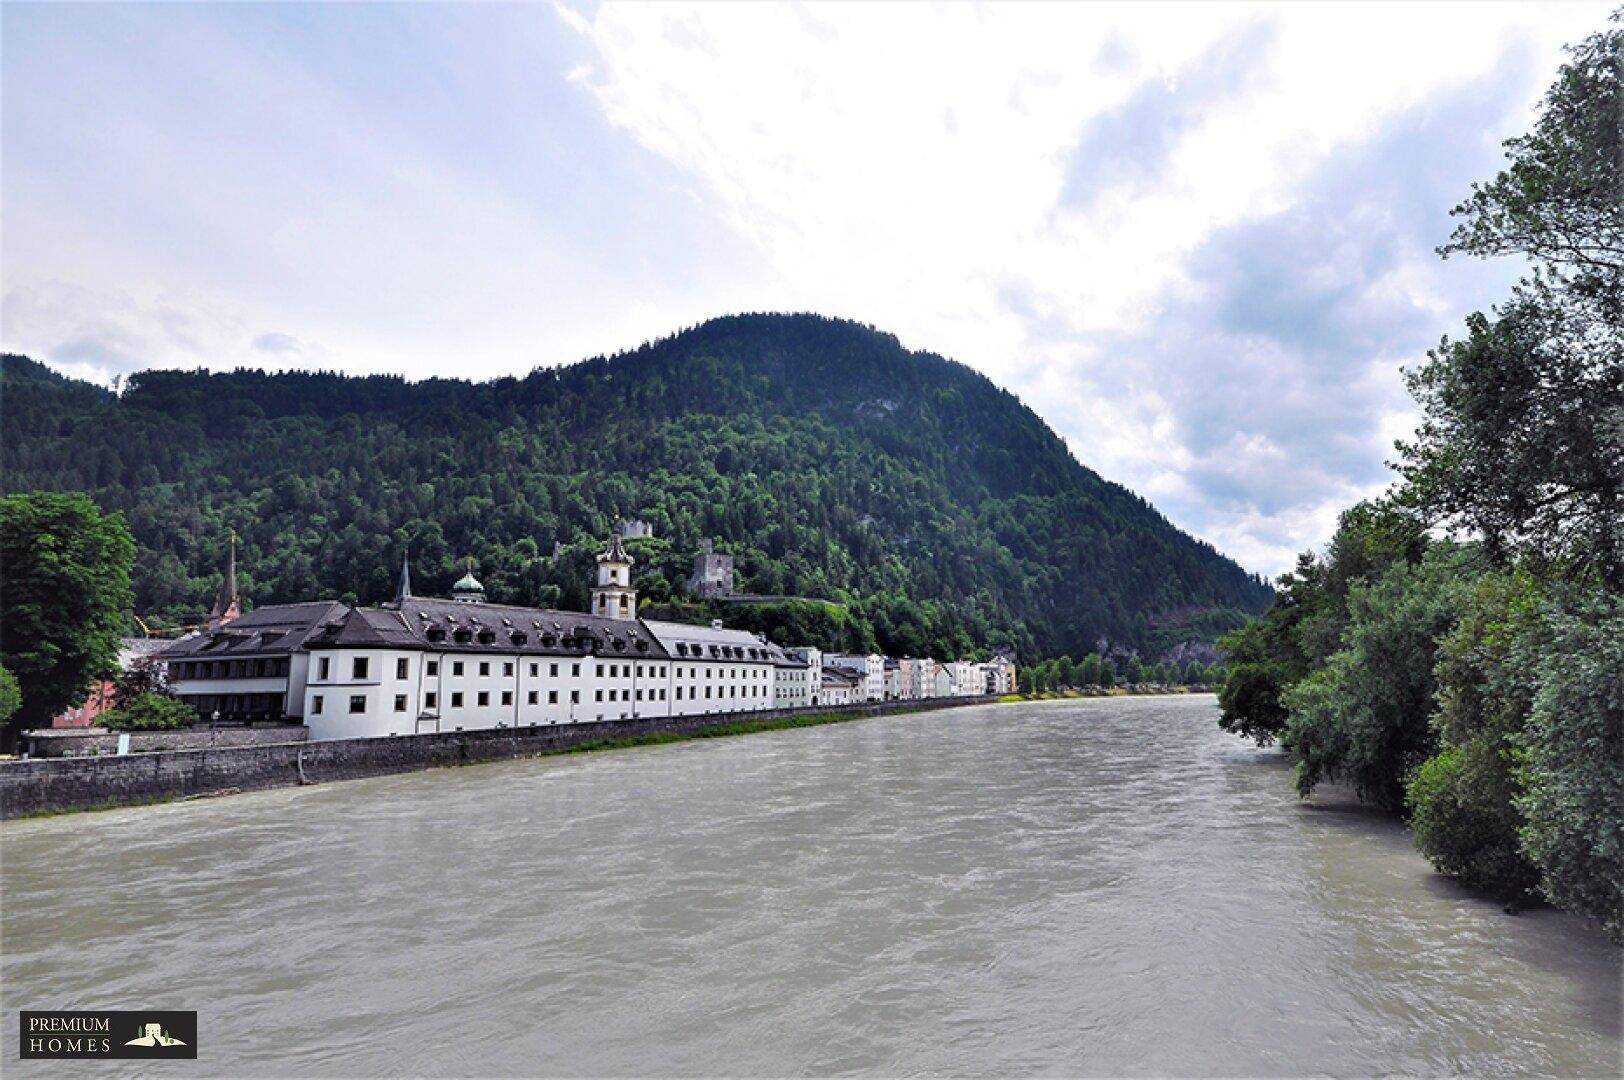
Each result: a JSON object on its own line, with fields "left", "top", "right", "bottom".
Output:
{"left": 641, "top": 618, "right": 798, "bottom": 666}
{"left": 303, "top": 598, "right": 673, "bottom": 660}
{"left": 160, "top": 601, "right": 348, "bottom": 660}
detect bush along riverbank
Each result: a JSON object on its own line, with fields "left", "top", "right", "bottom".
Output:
{"left": 1216, "top": 21, "right": 1623, "bottom": 942}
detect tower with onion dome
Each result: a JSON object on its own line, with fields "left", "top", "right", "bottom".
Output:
{"left": 592, "top": 532, "right": 637, "bottom": 620}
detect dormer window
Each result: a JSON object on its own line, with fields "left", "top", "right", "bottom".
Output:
{"left": 477, "top": 630, "right": 496, "bottom": 645}
{"left": 453, "top": 629, "right": 472, "bottom": 643}
{"left": 510, "top": 632, "right": 527, "bottom": 646}
{"left": 426, "top": 626, "right": 446, "bottom": 642}
{"left": 541, "top": 634, "right": 556, "bottom": 647}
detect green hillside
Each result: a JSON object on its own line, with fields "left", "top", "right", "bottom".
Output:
{"left": 1, "top": 314, "right": 1270, "bottom": 660}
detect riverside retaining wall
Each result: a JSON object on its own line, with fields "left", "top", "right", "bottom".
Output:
{"left": 0, "top": 697, "right": 988, "bottom": 819}
{"left": 24, "top": 725, "right": 310, "bottom": 758}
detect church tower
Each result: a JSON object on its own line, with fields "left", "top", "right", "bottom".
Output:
{"left": 592, "top": 532, "right": 637, "bottom": 620}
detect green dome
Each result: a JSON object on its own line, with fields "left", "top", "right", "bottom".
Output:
{"left": 453, "top": 570, "right": 484, "bottom": 593}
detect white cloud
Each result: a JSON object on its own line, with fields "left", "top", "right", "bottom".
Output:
{"left": 559, "top": 1, "right": 1606, "bottom": 573}
{"left": 3, "top": 1, "right": 1610, "bottom": 576}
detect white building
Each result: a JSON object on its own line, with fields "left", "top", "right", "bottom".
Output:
{"left": 775, "top": 646, "right": 819, "bottom": 709}
{"left": 165, "top": 600, "right": 348, "bottom": 723}
{"left": 820, "top": 666, "right": 863, "bottom": 706}
{"left": 169, "top": 539, "right": 806, "bottom": 741}
{"left": 985, "top": 652, "right": 1017, "bottom": 695}
{"left": 787, "top": 647, "right": 823, "bottom": 705}
{"left": 909, "top": 657, "right": 937, "bottom": 699}
{"left": 944, "top": 660, "right": 982, "bottom": 697}
{"left": 640, "top": 618, "right": 785, "bottom": 720}
{"left": 163, "top": 537, "right": 1026, "bottom": 742}
{"left": 826, "top": 653, "right": 884, "bottom": 702}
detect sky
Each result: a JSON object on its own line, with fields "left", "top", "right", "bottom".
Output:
{"left": 1, "top": 2, "right": 1609, "bottom": 576}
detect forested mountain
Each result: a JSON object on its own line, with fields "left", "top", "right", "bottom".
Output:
{"left": 1, "top": 314, "right": 1270, "bottom": 660}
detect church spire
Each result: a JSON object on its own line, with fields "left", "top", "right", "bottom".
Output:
{"left": 394, "top": 549, "right": 413, "bottom": 604}
{"left": 209, "top": 531, "right": 241, "bottom": 628}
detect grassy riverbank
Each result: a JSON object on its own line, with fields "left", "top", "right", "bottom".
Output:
{"left": 994, "top": 686, "right": 1208, "bottom": 704}
{"left": 2, "top": 696, "right": 993, "bottom": 819}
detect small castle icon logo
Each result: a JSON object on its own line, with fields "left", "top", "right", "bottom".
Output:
{"left": 125, "top": 1022, "right": 186, "bottom": 1047}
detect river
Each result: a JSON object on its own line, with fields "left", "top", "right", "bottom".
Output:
{"left": 2, "top": 696, "right": 1618, "bottom": 1076}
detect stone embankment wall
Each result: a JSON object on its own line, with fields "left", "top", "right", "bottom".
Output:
{"left": 25, "top": 725, "right": 310, "bottom": 758}
{"left": 0, "top": 697, "right": 987, "bottom": 819}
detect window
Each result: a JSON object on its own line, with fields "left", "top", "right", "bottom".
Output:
{"left": 570, "top": 691, "right": 579, "bottom": 704}
{"left": 501, "top": 691, "right": 513, "bottom": 706}
{"left": 394, "top": 694, "right": 407, "bottom": 712}
{"left": 453, "top": 661, "right": 464, "bottom": 677}
{"left": 451, "top": 692, "right": 464, "bottom": 707}
{"left": 479, "top": 662, "right": 490, "bottom": 677}
{"left": 528, "top": 691, "right": 538, "bottom": 705}
{"left": 318, "top": 657, "right": 331, "bottom": 680}
{"left": 548, "top": 691, "right": 558, "bottom": 704}
{"left": 477, "top": 691, "right": 490, "bottom": 706}
{"left": 608, "top": 690, "right": 617, "bottom": 702}
{"left": 396, "top": 658, "right": 409, "bottom": 680}
{"left": 425, "top": 692, "right": 437, "bottom": 709}
{"left": 532, "top": 663, "right": 540, "bottom": 678}
{"left": 353, "top": 657, "right": 369, "bottom": 679}
{"left": 427, "top": 660, "right": 439, "bottom": 677}
{"left": 503, "top": 662, "right": 513, "bottom": 677}
{"left": 571, "top": 663, "right": 580, "bottom": 677}
{"left": 636, "top": 689, "right": 644, "bottom": 701}
{"left": 676, "top": 687, "right": 683, "bottom": 700}
{"left": 311, "top": 695, "right": 324, "bottom": 715}
{"left": 349, "top": 695, "right": 366, "bottom": 714}
{"left": 549, "top": 663, "right": 558, "bottom": 677}
{"left": 595, "top": 690, "right": 604, "bottom": 702}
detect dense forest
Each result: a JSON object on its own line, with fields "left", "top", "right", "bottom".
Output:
{"left": 1217, "top": 22, "right": 1621, "bottom": 939}
{"left": 1, "top": 314, "right": 1270, "bottom": 662}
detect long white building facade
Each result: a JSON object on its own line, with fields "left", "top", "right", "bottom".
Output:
{"left": 165, "top": 535, "right": 1014, "bottom": 740}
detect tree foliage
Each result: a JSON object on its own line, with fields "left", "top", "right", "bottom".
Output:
{"left": 0, "top": 663, "right": 19, "bottom": 725}
{"left": 1217, "top": 19, "right": 1623, "bottom": 936}
{"left": 99, "top": 691, "right": 195, "bottom": 732}
{"left": 0, "top": 315, "right": 1271, "bottom": 664}
{"left": 1407, "top": 740, "right": 1541, "bottom": 901}
{"left": 1404, "top": 17, "right": 1623, "bottom": 585}
{"left": 1280, "top": 547, "right": 1472, "bottom": 811}
{"left": 1513, "top": 595, "right": 1624, "bottom": 939}
{"left": 0, "top": 492, "right": 135, "bottom": 749}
